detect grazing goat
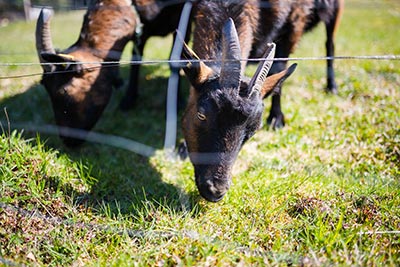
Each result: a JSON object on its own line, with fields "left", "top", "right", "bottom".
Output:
{"left": 36, "top": 0, "right": 137, "bottom": 146}
{"left": 181, "top": 0, "right": 297, "bottom": 202}
{"left": 254, "top": 0, "right": 344, "bottom": 129}
{"left": 119, "top": 0, "right": 192, "bottom": 110}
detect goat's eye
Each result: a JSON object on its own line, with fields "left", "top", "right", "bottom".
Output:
{"left": 197, "top": 111, "right": 207, "bottom": 121}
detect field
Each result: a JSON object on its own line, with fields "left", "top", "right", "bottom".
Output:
{"left": 1, "top": 0, "right": 399, "bottom": 266}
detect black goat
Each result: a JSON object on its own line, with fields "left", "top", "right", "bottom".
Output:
{"left": 254, "top": 0, "right": 344, "bottom": 128}
{"left": 119, "top": 0, "right": 193, "bottom": 110}
{"left": 181, "top": 0, "right": 297, "bottom": 202}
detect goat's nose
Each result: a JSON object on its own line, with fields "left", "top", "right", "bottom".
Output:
{"left": 198, "top": 179, "right": 229, "bottom": 202}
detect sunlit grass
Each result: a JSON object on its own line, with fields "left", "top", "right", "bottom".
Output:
{"left": 1, "top": 0, "right": 400, "bottom": 265}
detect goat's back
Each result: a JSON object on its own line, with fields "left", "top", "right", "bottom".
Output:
{"left": 75, "top": 0, "right": 137, "bottom": 56}
{"left": 253, "top": 0, "right": 340, "bottom": 57}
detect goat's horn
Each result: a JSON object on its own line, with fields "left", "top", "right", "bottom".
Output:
{"left": 36, "top": 8, "right": 55, "bottom": 72}
{"left": 247, "top": 43, "right": 276, "bottom": 97}
{"left": 220, "top": 18, "right": 241, "bottom": 91}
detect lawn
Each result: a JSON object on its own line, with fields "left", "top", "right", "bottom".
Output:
{"left": 1, "top": 0, "right": 399, "bottom": 266}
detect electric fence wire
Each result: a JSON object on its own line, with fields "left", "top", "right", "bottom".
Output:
{"left": 0, "top": 55, "right": 399, "bottom": 80}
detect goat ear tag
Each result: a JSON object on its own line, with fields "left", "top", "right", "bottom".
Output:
{"left": 197, "top": 112, "right": 207, "bottom": 121}
{"left": 41, "top": 52, "right": 84, "bottom": 73}
{"left": 57, "top": 53, "right": 75, "bottom": 61}
{"left": 41, "top": 52, "right": 75, "bottom": 63}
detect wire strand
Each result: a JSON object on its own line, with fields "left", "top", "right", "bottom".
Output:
{"left": 1, "top": 54, "right": 399, "bottom": 80}
{"left": 1, "top": 54, "right": 399, "bottom": 67}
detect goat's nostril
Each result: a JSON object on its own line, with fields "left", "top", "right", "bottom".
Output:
{"left": 198, "top": 180, "right": 228, "bottom": 202}
{"left": 200, "top": 189, "right": 225, "bottom": 202}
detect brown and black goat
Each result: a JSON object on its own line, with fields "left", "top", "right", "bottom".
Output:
{"left": 181, "top": 1, "right": 297, "bottom": 202}
{"left": 36, "top": 0, "right": 137, "bottom": 146}
{"left": 119, "top": 0, "right": 193, "bottom": 110}
{"left": 254, "top": 0, "right": 344, "bottom": 128}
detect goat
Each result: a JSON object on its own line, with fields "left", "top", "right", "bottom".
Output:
{"left": 36, "top": 0, "right": 137, "bottom": 146}
{"left": 254, "top": 0, "right": 344, "bottom": 129}
{"left": 119, "top": 0, "right": 192, "bottom": 110}
{"left": 181, "top": 0, "right": 297, "bottom": 202}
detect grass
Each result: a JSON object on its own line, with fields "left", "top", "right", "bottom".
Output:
{"left": 1, "top": 0, "right": 400, "bottom": 265}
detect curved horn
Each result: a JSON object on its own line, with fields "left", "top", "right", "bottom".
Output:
{"left": 35, "top": 8, "right": 55, "bottom": 72}
{"left": 247, "top": 43, "right": 276, "bottom": 97}
{"left": 220, "top": 18, "right": 241, "bottom": 91}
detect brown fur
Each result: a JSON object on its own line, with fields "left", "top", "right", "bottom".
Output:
{"left": 78, "top": 0, "right": 136, "bottom": 58}
{"left": 36, "top": 0, "right": 137, "bottom": 146}
{"left": 254, "top": 0, "right": 343, "bottom": 56}
{"left": 333, "top": 0, "right": 345, "bottom": 39}
{"left": 192, "top": 0, "right": 259, "bottom": 71}
{"left": 253, "top": 0, "right": 344, "bottom": 128}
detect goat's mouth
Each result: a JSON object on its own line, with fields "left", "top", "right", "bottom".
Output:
{"left": 198, "top": 187, "right": 226, "bottom": 202}
{"left": 195, "top": 171, "right": 231, "bottom": 202}
{"left": 189, "top": 151, "right": 236, "bottom": 202}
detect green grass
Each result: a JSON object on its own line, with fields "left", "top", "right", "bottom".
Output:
{"left": 1, "top": 0, "right": 400, "bottom": 265}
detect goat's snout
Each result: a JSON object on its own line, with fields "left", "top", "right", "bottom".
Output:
{"left": 196, "top": 176, "right": 231, "bottom": 202}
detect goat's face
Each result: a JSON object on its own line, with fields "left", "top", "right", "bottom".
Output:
{"left": 182, "top": 19, "right": 297, "bottom": 202}
{"left": 36, "top": 9, "right": 116, "bottom": 146}
{"left": 40, "top": 51, "right": 115, "bottom": 146}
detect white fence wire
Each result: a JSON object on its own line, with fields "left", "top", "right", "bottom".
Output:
{"left": 1, "top": 55, "right": 399, "bottom": 80}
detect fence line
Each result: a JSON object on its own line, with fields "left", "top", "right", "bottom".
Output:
{"left": 164, "top": 0, "right": 193, "bottom": 151}
{"left": 24, "top": 0, "right": 400, "bottom": 11}
{"left": 359, "top": 230, "right": 400, "bottom": 235}
{"left": 0, "top": 54, "right": 399, "bottom": 80}
{"left": 0, "top": 201, "right": 197, "bottom": 242}
{"left": 1, "top": 54, "right": 400, "bottom": 66}
{"left": 7, "top": 122, "right": 156, "bottom": 157}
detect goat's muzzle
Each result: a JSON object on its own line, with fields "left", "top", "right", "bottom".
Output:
{"left": 190, "top": 152, "right": 233, "bottom": 202}
{"left": 195, "top": 172, "right": 231, "bottom": 202}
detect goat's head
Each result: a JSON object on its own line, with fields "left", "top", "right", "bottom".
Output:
{"left": 182, "top": 18, "right": 297, "bottom": 202}
{"left": 35, "top": 9, "right": 119, "bottom": 147}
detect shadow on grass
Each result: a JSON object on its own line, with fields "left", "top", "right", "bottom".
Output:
{"left": 0, "top": 63, "right": 198, "bottom": 217}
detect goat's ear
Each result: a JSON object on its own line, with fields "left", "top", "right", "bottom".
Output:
{"left": 40, "top": 52, "right": 83, "bottom": 73}
{"left": 182, "top": 42, "right": 215, "bottom": 89}
{"left": 260, "top": 63, "right": 297, "bottom": 98}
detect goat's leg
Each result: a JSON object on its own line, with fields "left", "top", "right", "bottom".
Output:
{"left": 325, "top": 1, "right": 343, "bottom": 94}
{"left": 325, "top": 20, "right": 337, "bottom": 94}
{"left": 266, "top": 47, "right": 290, "bottom": 129}
{"left": 267, "top": 93, "right": 285, "bottom": 129}
{"left": 119, "top": 39, "right": 146, "bottom": 111}
{"left": 266, "top": 13, "right": 305, "bottom": 129}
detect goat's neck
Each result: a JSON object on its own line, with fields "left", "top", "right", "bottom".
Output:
{"left": 192, "top": 0, "right": 260, "bottom": 74}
